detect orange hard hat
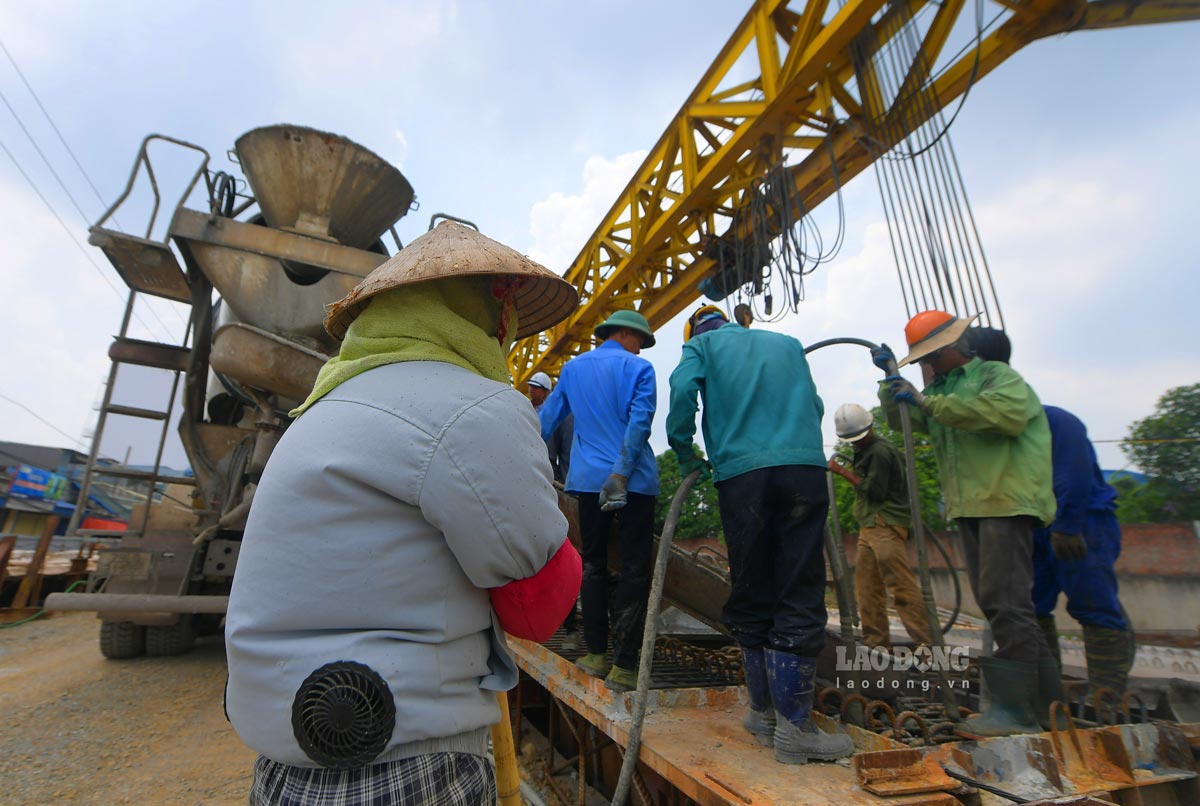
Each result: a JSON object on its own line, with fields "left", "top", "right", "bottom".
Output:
{"left": 898, "top": 310, "right": 980, "bottom": 367}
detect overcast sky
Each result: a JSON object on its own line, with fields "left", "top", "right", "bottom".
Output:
{"left": 0, "top": 2, "right": 1196, "bottom": 475}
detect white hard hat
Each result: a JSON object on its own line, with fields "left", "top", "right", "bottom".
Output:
{"left": 528, "top": 372, "right": 552, "bottom": 391}
{"left": 834, "top": 403, "right": 873, "bottom": 442}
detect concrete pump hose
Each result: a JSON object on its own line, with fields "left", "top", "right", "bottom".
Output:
{"left": 611, "top": 468, "right": 701, "bottom": 806}
{"left": 824, "top": 472, "right": 858, "bottom": 636}
{"left": 805, "top": 336, "right": 961, "bottom": 719}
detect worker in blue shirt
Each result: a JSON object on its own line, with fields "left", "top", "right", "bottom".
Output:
{"left": 540, "top": 309, "right": 659, "bottom": 692}
{"left": 666, "top": 305, "right": 853, "bottom": 765}
{"left": 967, "top": 328, "right": 1135, "bottom": 697}
{"left": 1034, "top": 405, "right": 1135, "bottom": 695}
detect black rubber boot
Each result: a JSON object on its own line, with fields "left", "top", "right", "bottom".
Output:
{"left": 961, "top": 657, "right": 1041, "bottom": 737}
{"left": 1083, "top": 624, "right": 1134, "bottom": 696}
{"left": 1038, "top": 615, "right": 1062, "bottom": 672}
{"left": 740, "top": 646, "right": 775, "bottom": 746}
{"left": 765, "top": 649, "right": 854, "bottom": 764}
{"left": 1035, "top": 656, "right": 1068, "bottom": 729}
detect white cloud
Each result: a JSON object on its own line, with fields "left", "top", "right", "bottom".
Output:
{"left": 392, "top": 129, "right": 408, "bottom": 169}
{"left": 527, "top": 150, "right": 648, "bottom": 272}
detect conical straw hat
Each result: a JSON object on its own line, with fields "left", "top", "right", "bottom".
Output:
{"left": 324, "top": 220, "right": 578, "bottom": 340}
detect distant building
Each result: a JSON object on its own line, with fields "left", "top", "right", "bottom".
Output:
{"left": 0, "top": 441, "right": 187, "bottom": 537}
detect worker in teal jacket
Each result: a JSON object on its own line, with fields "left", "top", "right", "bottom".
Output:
{"left": 666, "top": 306, "right": 852, "bottom": 765}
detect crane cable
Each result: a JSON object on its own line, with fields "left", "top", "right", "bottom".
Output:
{"left": 849, "top": 0, "right": 1004, "bottom": 327}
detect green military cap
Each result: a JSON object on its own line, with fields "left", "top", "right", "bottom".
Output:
{"left": 593, "top": 309, "right": 655, "bottom": 348}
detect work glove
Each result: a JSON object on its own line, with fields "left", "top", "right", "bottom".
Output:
{"left": 677, "top": 447, "right": 712, "bottom": 482}
{"left": 599, "top": 474, "right": 629, "bottom": 512}
{"left": 871, "top": 343, "right": 897, "bottom": 373}
{"left": 1050, "top": 532, "right": 1088, "bottom": 562}
{"left": 886, "top": 376, "right": 926, "bottom": 408}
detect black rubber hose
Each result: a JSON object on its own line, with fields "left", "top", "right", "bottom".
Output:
{"left": 805, "top": 336, "right": 962, "bottom": 717}
{"left": 611, "top": 469, "right": 700, "bottom": 806}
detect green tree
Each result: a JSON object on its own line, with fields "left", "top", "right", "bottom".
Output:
{"left": 1116, "top": 382, "right": 1200, "bottom": 523}
{"left": 1110, "top": 475, "right": 1194, "bottom": 524}
{"left": 654, "top": 447, "right": 723, "bottom": 541}
{"left": 829, "top": 407, "right": 948, "bottom": 535}
{"left": 1122, "top": 382, "right": 1200, "bottom": 489}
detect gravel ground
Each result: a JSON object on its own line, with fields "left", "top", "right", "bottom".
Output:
{"left": 0, "top": 612, "right": 256, "bottom": 805}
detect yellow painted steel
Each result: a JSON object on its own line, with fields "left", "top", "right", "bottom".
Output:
{"left": 509, "top": 0, "right": 1200, "bottom": 384}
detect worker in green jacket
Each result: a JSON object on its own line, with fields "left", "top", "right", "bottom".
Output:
{"left": 877, "top": 310, "right": 1061, "bottom": 737}
{"left": 667, "top": 305, "right": 853, "bottom": 766}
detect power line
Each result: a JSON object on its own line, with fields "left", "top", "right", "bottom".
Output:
{"left": 1093, "top": 437, "right": 1200, "bottom": 445}
{"left": 0, "top": 40, "right": 186, "bottom": 331}
{"left": 0, "top": 84, "right": 92, "bottom": 223}
{"left": 0, "top": 132, "right": 175, "bottom": 340}
{"left": 0, "top": 392, "right": 88, "bottom": 449}
{"left": 0, "top": 37, "right": 113, "bottom": 216}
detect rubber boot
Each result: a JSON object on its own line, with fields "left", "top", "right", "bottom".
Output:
{"left": 1035, "top": 656, "right": 1068, "bottom": 730}
{"left": 576, "top": 653, "right": 611, "bottom": 678}
{"left": 1083, "top": 624, "right": 1133, "bottom": 696}
{"left": 961, "top": 657, "right": 1041, "bottom": 737}
{"left": 765, "top": 649, "right": 854, "bottom": 764}
{"left": 604, "top": 664, "right": 637, "bottom": 693}
{"left": 740, "top": 646, "right": 775, "bottom": 746}
{"left": 1038, "top": 615, "right": 1062, "bottom": 672}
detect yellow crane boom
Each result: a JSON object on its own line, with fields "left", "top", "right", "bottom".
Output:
{"left": 509, "top": 0, "right": 1198, "bottom": 384}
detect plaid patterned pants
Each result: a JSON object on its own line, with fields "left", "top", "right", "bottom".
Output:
{"left": 249, "top": 752, "right": 496, "bottom": 806}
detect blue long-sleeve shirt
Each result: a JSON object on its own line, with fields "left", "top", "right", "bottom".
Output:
{"left": 539, "top": 340, "right": 659, "bottom": 496}
{"left": 1043, "top": 405, "right": 1119, "bottom": 535}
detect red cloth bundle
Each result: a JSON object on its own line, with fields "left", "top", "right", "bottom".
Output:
{"left": 489, "top": 538, "right": 581, "bottom": 642}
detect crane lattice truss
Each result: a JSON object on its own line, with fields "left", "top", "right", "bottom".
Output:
{"left": 509, "top": 0, "right": 1197, "bottom": 383}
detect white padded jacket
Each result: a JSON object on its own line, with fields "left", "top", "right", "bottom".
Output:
{"left": 225, "top": 361, "right": 567, "bottom": 767}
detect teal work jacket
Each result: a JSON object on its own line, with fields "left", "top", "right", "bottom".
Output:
{"left": 666, "top": 324, "right": 825, "bottom": 482}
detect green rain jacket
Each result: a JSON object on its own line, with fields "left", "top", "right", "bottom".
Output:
{"left": 879, "top": 358, "right": 1055, "bottom": 524}
{"left": 667, "top": 324, "right": 825, "bottom": 482}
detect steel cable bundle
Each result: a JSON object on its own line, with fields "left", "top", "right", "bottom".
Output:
{"left": 851, "top": 0, "right": 1004, "bottom": 327}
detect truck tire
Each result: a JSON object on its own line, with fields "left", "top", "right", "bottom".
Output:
{"left": 145, "top": 616, "right": 195, "bottom": 657}
{"left": 99, "top": 621, "right": 146, "bottom": 659}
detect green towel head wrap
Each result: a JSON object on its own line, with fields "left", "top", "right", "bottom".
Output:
{"left": 291, "top": 275, "right": 516, "bottom": 417}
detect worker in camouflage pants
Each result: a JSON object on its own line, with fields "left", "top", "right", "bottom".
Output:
{"left": 828, "top": 403, "right": 933, "bottom": 649}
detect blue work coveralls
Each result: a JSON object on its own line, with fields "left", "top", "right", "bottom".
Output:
{"left": 1032, "top": 405, "right": 1128, "bottom": 631}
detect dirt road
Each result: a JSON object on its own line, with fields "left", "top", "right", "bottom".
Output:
{"left": 0, "top": 612, "right": 255, "bottom": 805}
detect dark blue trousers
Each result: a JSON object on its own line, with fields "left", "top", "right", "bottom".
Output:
{"left": 715, "top": 465, "right": 829, "bottom": 657}
{"left": 1033, "top": 511, "right": 1128, "bottom": 631}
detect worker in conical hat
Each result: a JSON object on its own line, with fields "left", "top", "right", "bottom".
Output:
{"left": 876, "top": 311, "right": 1057, "bottom": 737}
{"left": 226, "top": 221, "right": 583, "bottom": 804}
